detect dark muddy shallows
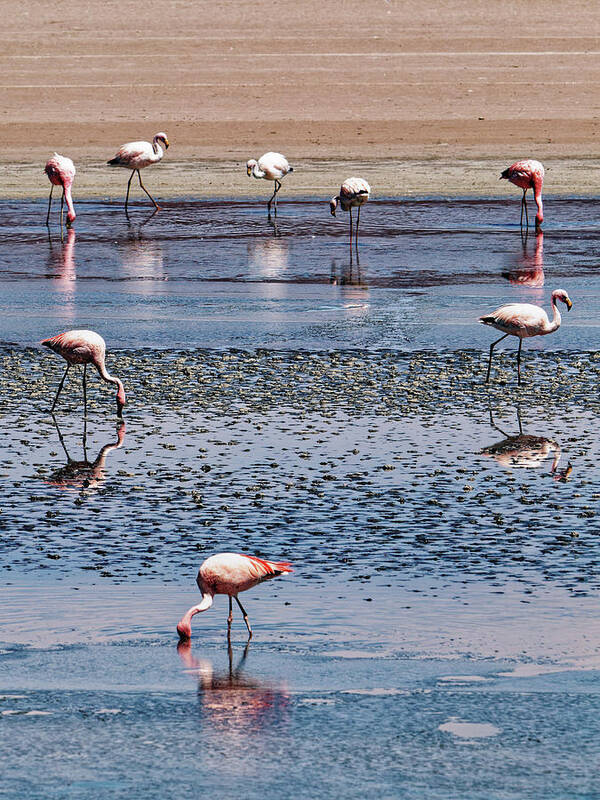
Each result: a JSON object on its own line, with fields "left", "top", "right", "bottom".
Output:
{"left": 0, "top": 347, "right": 598, "bottom": 592}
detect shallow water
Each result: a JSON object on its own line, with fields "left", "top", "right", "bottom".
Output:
{"left": 0, "top": 197, "right": 598, "bottom": 350}
{"left": 1, "top": 198, "right": 600, "bottom": 799}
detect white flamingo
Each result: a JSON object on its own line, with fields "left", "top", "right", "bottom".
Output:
{"left": 480, "top": 289, "right": 572, "bottom": 385}
{"left": 246, "top": 152, "right": 293, "bottom": 216}
{"left": 330, "top": 178, "right": 370, "bottom": 242}
{"left": 108, "top": 132, "right": 169, "bottom": 210}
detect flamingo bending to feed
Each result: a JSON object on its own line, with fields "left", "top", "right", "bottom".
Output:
{"left": 44, "top": 154, "right": 76, "bottom": 228}
{"left": 177, "top": 553, "right": 293, "bottom": 640}
{"left": 246, "top": 152, "right": 293, "bottom": 216}
{"left": 330, "top": 177, "right": 370, "bottom": 242}
{"left": 41, "top": 329, "right": 126, "bottom": 417}
{"left": 108, "top": 132, "right": 169, "bottom": 210}
{"left": 500, "top": 159, "right": 544, "bottom": 230}
{"left": 480, "top": 289, "right": 572, "bottom": 385}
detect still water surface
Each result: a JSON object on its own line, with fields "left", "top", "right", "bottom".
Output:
{"left": 1, "top": 198, "right": 599, "bottom": 799}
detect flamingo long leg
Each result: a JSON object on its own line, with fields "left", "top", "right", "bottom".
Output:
{"left": 227, "top": 596, "right": 234, "bottom": 638}
{"left": 125, "top": 170, "right": 135, "bottom": 210}
{"left": 267, "top": 180, "right": 280, "bottom": 216}
{"left": 82, "top": 363, "right": 87, "bottom": 416}
{"left": 234, "top": 596, "right": 253, "bottom": 638}
{"left": 50, "top": 364, "right": 70, "bottom": 413}
{"left": 516, "top": 338, "right": 523, "bottom": 385}
{"left": 60, "top": 190, "right": 65, "bottom": 230}
{"left": 356, "top": 205, "right": 362, "bottom": 244}
{"left": 349, "top": 207, "right": 353, "bottom": 242}
{"left": 136, "top": 169, "right": 159, "bottom": 210}
{"left": 485, "top": 333, "right": 509, "bottom": 383}
{"left": 46, "top": 185, "right": 54, "bottom": 226}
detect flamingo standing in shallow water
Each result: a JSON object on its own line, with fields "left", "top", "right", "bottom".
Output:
{"left": 246, "top": 152, "right": 293, "bottom": 216}
{"left": 177, "top": 553, "right": 293, "bottom": 640}
{"left": 44, "top": 154, "right": 76, "bottom": 228}
{"left": 330, "top": 177, "right": 371, "bottom": 243}
{"left": 479, "top": 288, "right": 572, "bottom": 385}
{"left": 500, "top": 159, "right": 544, "bottom": 230}
{"left": 108, "top": 132, "right": 169, "bottom": 211}
{"left": 41, "top": 329, "right": 126, "bottom": 417}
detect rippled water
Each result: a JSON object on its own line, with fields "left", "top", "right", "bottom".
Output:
{"left": 1, "top": 198, "right": 599, "bottom": 799}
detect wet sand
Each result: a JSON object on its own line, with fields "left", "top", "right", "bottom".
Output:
{"left": 3, "top": 1, "right": 600, "bottom": 196}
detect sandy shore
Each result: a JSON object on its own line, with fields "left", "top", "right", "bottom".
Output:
{"left": 2, "top": 0, "right": 600, "bottom": 196}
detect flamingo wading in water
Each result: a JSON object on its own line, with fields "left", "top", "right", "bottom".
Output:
{"left": 479, "top": 289, "right": 572, "bottom": 385}
{"left": 500, "top": 159, "right": 544, "bottom": 230}
{"left": 177, "top": 553, "right": 293, "bottom": 640}
{"left": 330, "top": 177, "right": 370, "bottom": 242}
{"left": 246, "top": 152, "right": 293, "bottom": 216}
{"left": 108, "top": 132, "right": 169, "bottom": 211}
{"left": 44, "top": 154, "right": 76, "bottom": 228}
{"left": 41, "top": 329, "right": 126, "bottom": 417}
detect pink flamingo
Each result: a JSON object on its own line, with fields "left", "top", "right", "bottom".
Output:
{"left": 41, "top": 329, "right": 126, "bottom": 417}
{"left": 108, "top": 132, "right": 169, "bottom": 210}
{"left": 44, "top": 154, "right": 76, "bottom": 228}
{"left": 330, "top": 177, "right": 371, "bottom": 242}
{"left": 480, "top": 288, "right": 572, "bottom": 385}
{"left": 500, "top": 159, "right": 544, "bottom": 230}
{"left": 177, "top": 553, "right": 293, "bottom": 640}
{"left": 246, "top": 152, "right": 293, "bottom": 216}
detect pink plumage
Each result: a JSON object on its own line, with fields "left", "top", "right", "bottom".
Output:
{"left": 479, "top": 289, "right": 572, "bottom": 384}
{"left": 177, "top": 552, "right": 293, "bottom": 640}
{"left": 500, "top": 159, "right": 544, "bottom": 229}
{"left": 44, "top": 153, "right": 76, "bottom": 227}
{"left": 41, "top": 329, "right": 126, "bottom": 417}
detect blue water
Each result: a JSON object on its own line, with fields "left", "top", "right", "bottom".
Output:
{"left": 1, "top": 197, "right": 599, "bottom": 799}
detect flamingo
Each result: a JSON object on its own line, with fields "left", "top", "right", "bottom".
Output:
{"left": 177, "top": 553, "right": 293, "bottom": 640}
{"left": 500, "top": 159, "right": 544, "bottom": 230}
{"left": 44, "top": 154, "right": 76, "bottom": 228}
{"left": 41, "top": 329, "right": 126, "bottom": 417}
{"left": 479, "top": 288, "right": 572, "bottom": 385}
{"left": 246, "top": 152, "right": 293, "bottom": 216}
{"left": 330, "top": 178, "right": 370, "bottom": 242}
{"left": 108, "top": 132, "right": 169, "bottom": 211}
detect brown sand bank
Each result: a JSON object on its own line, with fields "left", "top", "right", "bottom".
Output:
{"left": 2, "top": 0, "right": 600, "bottom": 197}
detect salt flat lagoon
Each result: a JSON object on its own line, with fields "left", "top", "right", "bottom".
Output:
{"left": 1, "top": 197, "right": 599, "bottom": 799}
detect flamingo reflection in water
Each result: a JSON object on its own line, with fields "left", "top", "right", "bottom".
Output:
{"left": 45, "top": 416, "right": 126, "bottom": 491}
{"left": 178, "top": 639, "right": 289, "bottom": 732}
{"left": 502, "top": 230, "right": 544, "bottom": 288}
{"left": 481, "top": 407, "right": 572, "bottom": 479}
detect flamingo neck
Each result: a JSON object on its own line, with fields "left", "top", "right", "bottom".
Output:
{"left": 532, "top": 176, "right": 543, "bottom": 225}
{"left": 548, "top": 297, "right": 562, "bottom": 332}
{"left": 152, "top": 142, "right": 163, "bottom": 159}
{"left": 95, "top": 360, "right": 126, "bottom": 413}
{"left": 64, "top": 184, "right": 76, "bottom": 225}
{"left": 177, "top": 592, "right": 214, "bottom": 636}
{"left": 251, "top": 164, "right": 265, "bottom": 179}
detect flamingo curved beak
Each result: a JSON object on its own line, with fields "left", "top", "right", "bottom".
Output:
{"left": 566, "top": 299, "right": 573, "bottom": 311}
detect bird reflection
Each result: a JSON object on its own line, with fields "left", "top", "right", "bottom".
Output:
{"left": 481, "top": 406, "right": 568, "bottom": 475}
{"left": 120, "top": 210, "right": 165, "bottom": 285}
{"left": 46, "top": 227, "right": 76, "bottom": 290}
{"left": 45, "top": 416, "right": 126, "bottom": 490}
{"left": 502, "top": 230, "right": 544, "bottom": 288}
{"left": 330, "top": 248, "right": 367, "bottom": 287}
{"left": 247, "top": 223, "right": 290, "bottom": 279}
{"left": 177, "top": 639, "right": 289, "bottom": 733}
